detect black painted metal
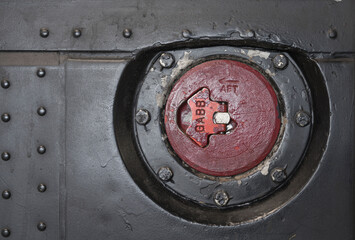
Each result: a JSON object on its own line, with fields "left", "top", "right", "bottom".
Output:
{"left": 0, "top": 0, "right": 354, "bottom": 239}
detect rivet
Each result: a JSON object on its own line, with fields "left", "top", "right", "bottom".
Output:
{"left": 273, "top": 54, "right": 288, "bottom": 70}
{"left": 295, "top": 111, "right": 310, "bottom": 127}
{"left": 2, "top": 190, "right": 11, "bottom": 199}
{"left": 122, "top": 28, "right": 132, "bottom": 38}
{"left": 1, "top": 152, "right": 10, "bottom": 161}
{"left": 1, "top": 79, "right": 10, "bottom": 89}
{"left": 37, "top": 184, "right": 47, "bottom": 193}
{"left": 73, "top": 28, "right": 82, "bottom": 38}
{"left": 135, "top": 109, "right": 151, "bottom": 125}
{"left": 37, "top": 68, "right": 46, "bottom": 78}
{"left": 158, "top": 167, "right": 173, "bottom": 181}
{"left": 159, "top": 53, "right": 175, "bottom": 68}
{"left": 271, "top": 168, "right": 287, "bottom": 183}
{"left": 37, "top": 222, "right": 46, "bottom": 231}
{"left": 328, "top": 28, "right": 337, "bottom": 39}
{"left": 39, "top": 28, "right": 49, "bottom": 38}
{"left": 1, "top": 113, "right": 10, "bottom": 122}
{"left": 1, "top": 228, "right": 10, "bottom": 237}
{"left": 37, "top": 145, "right": 46, "bottom": 154}
{"left": 37, "top": 107, "right": 47, "bottom": 116}
{"left": 213, "top": 190, "right": 229, "bottom": 207}
{"left": 246, "top": 29, "right": 255, "bottom": 38}
{"left": 182, "top": 29, "right": 192, "bottom": 38}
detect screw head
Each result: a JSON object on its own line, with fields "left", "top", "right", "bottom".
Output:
{"left": 39, "top": 28, "right": 49, "bottom": 38}
{"left": 37, "top": 184, "right": 47, "bottom": 193}
{"left": 135, "top": 109, "right": 151, "bottom": 125}
{"left": 271, "top": 168, "right": 287, "bottom": 183}
{"left": 37, "top": 68, "right": 46, "bottom": 78}
{"left": 213, "top": 190, "right": 229, "bottom": 207}
{"left": 2, "top": 190, "right": 11, "bottom": 199}
{"left": 73, "top": 28, "right": 82, "bottom": 38}
{"left": 159, "top": 53, "right": 175, "bottom": 68}
{"left": 37, "top": 107, "right": 47, "bottom": 116}
{"left": 182, "top": 29, "right": 192, "bottom": 38}
{"left": 37, "top": 222, "right": 46, "bottom": 231}
{"left": 1, "top": 152, "right": 11, "bottom": 161}
{"left": 123, "top": 28, "right": 132, "bottom": 38}
{"left": 1, "top": 113, "right": 10, "bottom": 122}
{"left": 1, "top": 79, "right": 10, "bottom": 89}
{"left": 1, "top": 228, "right": 10, "bottom": 237}
{"left": 37, "top": 145, "right": 46, "bottom": 154}
{"left": 328, "top": 28, "right": 337, "bottom": 39}
{"left": 273, "top": 54, "right": 288, "bottom": 70}
{"left": 158, "top": 167, "right": 173, "bottom": 181}
{"left": 295, "top": 111, "right": 310, "bottom": 127}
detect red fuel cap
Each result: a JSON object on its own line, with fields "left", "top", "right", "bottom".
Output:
{"left": 165, "top": 59, "right": 281, "bottom": 176}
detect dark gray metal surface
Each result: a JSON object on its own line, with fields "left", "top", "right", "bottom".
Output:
{"left": 0, "top": 0, "right": 354, "bottom": 239}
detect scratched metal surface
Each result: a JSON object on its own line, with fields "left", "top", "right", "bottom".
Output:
{"left": 0, "top": 0, "right": 354, "bottom": 239}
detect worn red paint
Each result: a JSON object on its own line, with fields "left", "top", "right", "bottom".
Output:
{"left": 165, "top": 59, "right": 280, "bottom": 176}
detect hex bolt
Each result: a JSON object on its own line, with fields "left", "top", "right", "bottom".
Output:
{"left": 37, "top": 184, "right": 47, "bottom": 193}
{"left": 122, "top": 28, "right": 132, "bottom": 38}
{"left": 273, "top": 54, "right": 288, "bottom": 70}
{"left": 328, "top": 28, "right": 337, "bottom": 39}
{"left": 1, "top": 113, "right": 10, "bottom": 122}
{"left": 159, "top": 53, "right": 175, "bottom": 68}
{"left": 213, "top": 190, "right": 229, "bottom": 207}
{"left": 182, "top": 29, "right": 192, "bottom": 38}
{"left": 1, "top": 79, "right": 10, "bottom": 89}
{"left": 135, "top": 109, "right": 150, "bottom": 125}
{"left": 37, "top": 68, "right": 46, "bottom": 78}
{"left": 2, "top": 190, "right": 11, "bottom": 199}
{"left": 1, "top": 152, "right": 11, "bottom": 161}
{"left": 158, "top": 167, "right": 173, "bottom": 181}
{"left": 37, "top": 222, "right": 46, "bottom": 231}
{"left": 37, "top": 107, "right": 47, "bottom": 116}
{"left": 73, "top": 28, "right": 82, "bottom": 38}
{"left": 1, "top": 228, "right": 10, "bottom": 237}
{"left": 40, "top": 28, "right": 49, "bottom": 38}
{"left": 37, "top": 145, "right": 46, "bottom": 154}
{"left": 271, "top": 168, "right": 287, "bottom": 183}
{"left": 295, "top": 111, "right": 310, "bottom": 127}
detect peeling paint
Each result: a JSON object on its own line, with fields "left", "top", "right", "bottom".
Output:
{"left": 171, "top": 51, "right": 194, "bottom": 80}
{"left": 161, "top": 75, "right": 169, "bottom": 88}
{"left": 265, "top": 69, "right": 275, "bottom": 77}
{"left": 247, "top": 50, "right": 270, "bottom": 59}
{"left": 261, "top": 159, "right": 271, "bottom": 175}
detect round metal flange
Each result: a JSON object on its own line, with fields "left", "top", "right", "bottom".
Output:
{"left": 134, "top": 46, "right": 312, "bottom": 207}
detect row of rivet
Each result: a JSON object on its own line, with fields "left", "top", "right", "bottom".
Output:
{"left": 40, "top": 27, "right": 133, "bottom": 39}
{"left": 1, "top": 69, "right": 48, "bottom": 237}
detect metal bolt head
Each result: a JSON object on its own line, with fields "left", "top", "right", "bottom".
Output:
{"left": 213, "top": 190, "right": 229, "bottom": 207}
{"left": 158, "top": 167, "right": 173, "bottom": 181}
{"left": 37, "top": 68, "right": 46, "bottom": 78}
{"left": 73, "top": 28, "right": 82, "bottom": 38}
{"left": 1, "top": 152, "right": 11, "bottom": 161}
{"left": 328, "top": 28, "right": 337, "bottom": 39}
{"left": 271, "top": 168, "right": 287, "bottom": 183}
{"left": 1, "top": 113, "right": 10, "bottom": 122}
{"left": 1, "top": 79, "right": 10, "bottom": 89}
{"left": 37, "top": 222, "right": 46, "bottom": 231}
{"left": 37, "top": 107, "right": 47, "bottom": 116}
{"left": 1, "top": 228, "right": 10, "bottom": 237}
{"left": 37, "top": 145, "right": 46, "bottom": 154}
{"left": 159, "top": 53, "right": 175, "bottom": 68}
{"left": 135, "top": 109, "right": 150, "bottom": 125}
{"left": 37, "top": 184, "right": 47, "bottom": 193}
{"left": 2, "top": 190, "right": 11, "bottom": 199}
{"left": 295, "top": 111, "right": 310, "bottom": 127}
{"left": 123, "top": 28, "right": 132, "bottom": 38}
{"left": 273, "top": 54, "right": 288, "bottom": 70}
{"left": 182, "top": 29, "right": 192, "bottom": 38}
{"left": 40, "top": 28, "right": 49, "bottom": 38}
{"left": 246, "top": 29, "right": 255, "bottom": 38}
